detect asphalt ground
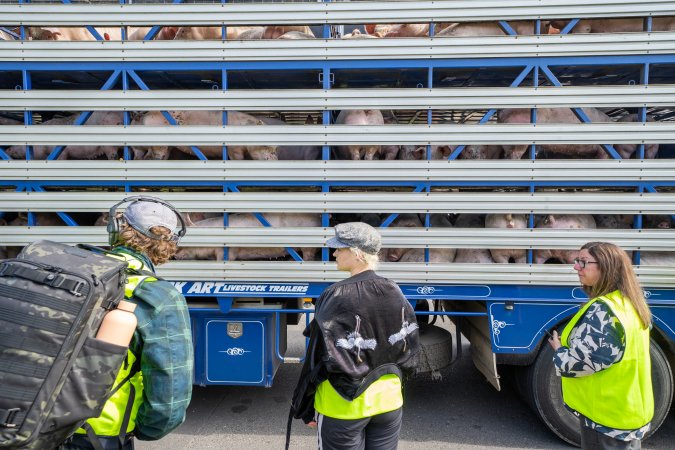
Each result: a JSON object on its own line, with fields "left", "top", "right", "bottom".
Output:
{"left": 138, "top": 322, "right": 674, "bottom": 450}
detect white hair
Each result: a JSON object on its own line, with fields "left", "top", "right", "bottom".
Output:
{"left": 349, "top": 247, "right": 379, "bottom": 270}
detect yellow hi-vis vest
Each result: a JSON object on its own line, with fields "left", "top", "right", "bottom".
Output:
{"left": 76, "top": 251, "right": 155, "bottom": 437}
{"left": 314, "top": 374, "right": 403, "bottom": 420}
{"left": 561, "top": 290, "right": 654, "bottom": 430}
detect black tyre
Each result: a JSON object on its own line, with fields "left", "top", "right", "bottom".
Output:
{"left": 523, "top": 339, "right": 673, "bottom": 447}
{"left": 416, "top": 325, "right": 453, "bottom": 374}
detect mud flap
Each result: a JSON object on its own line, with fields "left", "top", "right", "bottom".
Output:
{"left": 456, "top": 302, "right": 501, "bottom": 391}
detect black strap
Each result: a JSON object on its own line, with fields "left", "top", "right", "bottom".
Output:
{"left": 112, "top": 357, "right": 141, "bottom": 448}
{"left": 0, "top": 332, "right": 61, "bottom": 357}
{"left": 117, "top": 383, "right": 136, "bottom": 449}
{"left": 82, "top": 423, "right": 105, "bottom": 450}
{"left": 78, "top": 357, "right": 140, "bottom": 450}
{"left": 0, "top": 283, "right": 81, "bottom": 315}
{"left": 284, "top": 407, "right": 294, "bottom": 450}
{"left": 0, "top": 263, "right": 87, "bottom": 297}
{"left": 0, "top": 303, "right": 71, "bottom": 335}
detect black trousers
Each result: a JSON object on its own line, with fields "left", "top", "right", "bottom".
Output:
{"left": 59, "top": 433, "right": 134, "bottom": 450}
{"left": 316, "top": 407, "right": 403, "bottom": 450}
{"left": 580, "top": 420, "right": 641, "bottom": 450}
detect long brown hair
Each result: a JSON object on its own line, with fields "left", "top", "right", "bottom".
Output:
{"left": 581, "top": 241, "right": 651, "bottom": 329}
{"left": 117, "top": 219, "right": 178, "bottom": 265}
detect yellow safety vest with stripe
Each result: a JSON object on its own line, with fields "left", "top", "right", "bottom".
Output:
{"left": 314, "top": 375, "right": 403, "bottom": 420}
{"left": 76, "top": 251, "right": 156, "bottom": 437}
{"left": 560, "top": 290, "right": 654, "bottom": 430}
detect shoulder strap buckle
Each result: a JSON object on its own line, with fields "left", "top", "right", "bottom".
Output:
{"left": 0, "top": 408, "right": 20, "bottom": 428}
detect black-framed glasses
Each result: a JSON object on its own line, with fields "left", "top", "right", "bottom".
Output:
{"left": 573, "top": 258, "right": 598, "bottom": 269}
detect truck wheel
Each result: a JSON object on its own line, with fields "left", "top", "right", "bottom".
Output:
{"left": 524, "top": 339, "right": 673, "bottom": 447}
{"left": 416, "top": 324, "right": 453, "bottom": 375}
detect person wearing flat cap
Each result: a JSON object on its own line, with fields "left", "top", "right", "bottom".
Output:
{"left": 288, "top": 222, "right": 420, "bottom": 450}
{"left": 62, "top": 197, "right": 193, "bottom": 450}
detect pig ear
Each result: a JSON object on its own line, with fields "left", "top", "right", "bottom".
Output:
{"left": 439, "top": 145, "right": 454, "bottom": 158}
{"left": 364, "top": 24, "right": 376, "bottom": 35}
{"left": 163, "top": 27, "right": 178, "bottom": 40}
{"left": 305, "top": 115, "right": 314, "bottom": 125}
{"left": 413, "top": 146, "right": 426, "bottom": 159}
{"left": 183, "top": 213, "right": 196, "bottom": 227}
{"left": 256, "top": 119, "right": 265, "bottom": 126}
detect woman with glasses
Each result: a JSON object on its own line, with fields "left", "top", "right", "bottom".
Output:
{"left": 548, "top": 242, "right": 653, "bottom": 450}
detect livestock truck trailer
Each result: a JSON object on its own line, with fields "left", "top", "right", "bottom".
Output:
{"left": 1, "top": 0, "right": 675, "bottom": 446}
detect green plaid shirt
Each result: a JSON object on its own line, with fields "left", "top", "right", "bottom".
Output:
{"left": 116, "top": 247, "right": 194, "bottom": 441}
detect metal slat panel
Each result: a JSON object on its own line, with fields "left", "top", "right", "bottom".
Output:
{"left": 1, "top": 227, "right": 673, "bottom": 251}
{"left": 2, "top": 123, "right": 674, "bottom": 146}
{"left": 2, "top": 33, "right": 675, "bottom": 62}
{"left": 1, "top": 160, "right": 674, "bottom": 182}
{"left": 0, "top": 191, "right": 672, "bottom": 214}
{"left": 4, "top": 1, "right": 675, "bottom": 26}
{"left": 5, "top": 85, "right": 675, "bottom": 110}
{"left": 154, "top": 261, "right": 675, "bottom": 287}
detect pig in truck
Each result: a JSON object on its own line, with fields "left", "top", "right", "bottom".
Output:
{"left": 2, "top": 2, "right": 674, "bottom": 448}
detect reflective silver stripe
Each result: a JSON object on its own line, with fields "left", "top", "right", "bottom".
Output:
{"left": 317, "top": 413, "right": 324, "bottom": 450}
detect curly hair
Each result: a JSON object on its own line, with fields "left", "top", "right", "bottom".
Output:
{"left": 117, "top": 218, "right": 178, "bottom": 265}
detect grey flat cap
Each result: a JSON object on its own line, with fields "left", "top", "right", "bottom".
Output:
{"left": 326, "top": 222, "right": 381, "bottom": 255}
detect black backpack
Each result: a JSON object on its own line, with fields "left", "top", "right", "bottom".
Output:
{"left": 0, "top": 240, "right": 129, "bottom": 449}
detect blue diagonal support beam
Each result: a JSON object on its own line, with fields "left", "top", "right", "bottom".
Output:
{"left": 48, "top": 70, "right": 122, "bottom": 160}
{"left": 228, "top": 186, "right": 304, "bottom": 261}
{"left": 560, "top": 19, "right": 580, "bottom": 35}
{"left": 380, "top": 185, "right": 427, "bottom": 227}
{"left": 448, "top": 65, "right": 534, "bottom": 160}
{"left": 498, "top": 21, "right": 517, "bottom": 36}
{"left": 540, "top": 65, "right": 622, "bottom": 159}
{"left": 128, "top": 70, "right": 208, "bottom": 160}
{"left": 30, "top": 186, "right": 78, "bottom": 226}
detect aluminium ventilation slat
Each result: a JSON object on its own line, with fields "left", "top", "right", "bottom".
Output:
{"left": 2, "top": 32, "right": 675, "bottom": 62}
{"left": 5, "top": 85, "right": 675, "bottom": 110}
{"left": 0, "top": 191, "right": 672, "bottom": 214}
{"left": 1, "top": 226, "right": 673, "bottom": 251}
{"left": 1, "top": 160, "right": 674, "bottom": 182}
{"left": 1, "top": 123, "right": 673, "bottom": 146}
{"left": 154, "top": 261, "right": 675, "bottom": 287}
{"left": 4, "top": 1, "right": 675, "bottom": 26}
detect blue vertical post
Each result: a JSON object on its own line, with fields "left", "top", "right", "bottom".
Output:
{"left": 638, "top": 63, "right": 649, "bottom": 159}
{"left": 222, "top": 69, "right": 229, "bottom": 161}
{"left": 322, "top": 64, "right": 332, "bottom": 262}
{"left": 122, "top": 70, "right": 130, "bottom": 161}
{"left": 222, "top": 67, "right": 229, "bottom": 261}
{"left": 529, "top": 66, "right": 538, "bottom": 160}
{"left": 425, "top": 67, "right": 433, "bottom": 261}
{"left": 22, "top": 70, "right": 33, "bottom": 160}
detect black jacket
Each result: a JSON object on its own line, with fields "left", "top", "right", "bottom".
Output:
{"left": 290, "top": 270, "right": 419, "bottom": 423}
